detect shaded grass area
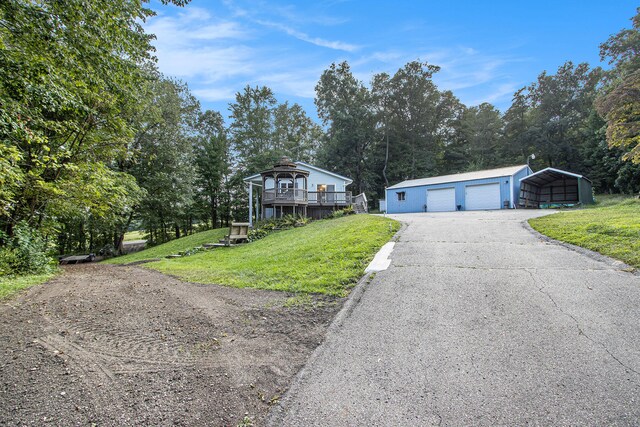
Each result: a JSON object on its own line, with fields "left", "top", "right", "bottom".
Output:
{"left": 147, "top": 215, "right": 400, "bottom": 296}
{"left": 123, "top": 230, "right": 146, "bottom": 241}
{"left": 529, "top": 196, "right": 640, "bottom": 269}
{"left": 0, "top": 272, "right": 58, "bottom": 300}
{"left": 104, "top": 228, "right": 228, "bottom": 264}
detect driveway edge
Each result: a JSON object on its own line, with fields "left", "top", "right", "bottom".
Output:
{"left": 522, "top": 220, "right": 638, "bottom": 276}
{"left": 266, "top": 220, "right": 408, "bottom": 426}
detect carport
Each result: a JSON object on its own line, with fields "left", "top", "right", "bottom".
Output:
{"left": 518, "top": 167, "right": 593, "bottom": 208}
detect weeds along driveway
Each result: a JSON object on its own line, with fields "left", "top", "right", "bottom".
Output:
{"left": 271, "top": 210, "right": 640, "bottom": 426}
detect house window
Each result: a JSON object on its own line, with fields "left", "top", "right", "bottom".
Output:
{"left": 397, "top": 191, "right": 406, "bottom": 201}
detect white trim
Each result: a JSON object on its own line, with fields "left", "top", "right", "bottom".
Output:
{"left": 519, "top": 167, "right": 587, "bottom": 182}
{"left": 243, "top": 161, "right": 353, "bottom": 185}
{"left": 387, "top": 165, "right": 529, "bottom": 190}
{"left": 295, "top": 162, "right": 353, "bottom": 184}
{"left": 509, "top": 175, "right": 514, "bottom": 208}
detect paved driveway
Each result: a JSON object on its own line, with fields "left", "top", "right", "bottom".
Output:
{"left": 270, "top": 210, "right": 640, "bottom": 426}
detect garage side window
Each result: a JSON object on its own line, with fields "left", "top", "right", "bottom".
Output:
{"left": 397, "top": 191, "right": 406, "bottom": 201}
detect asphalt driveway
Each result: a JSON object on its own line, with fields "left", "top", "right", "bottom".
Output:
{"left": 270, "top": 210, "right": 640, "bottom": 426}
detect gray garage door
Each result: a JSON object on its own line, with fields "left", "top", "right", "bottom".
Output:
{"left": 427, "top": 187, "right": 456, "bottom": 212}
{"left": 465, "top": 183, "right": 501, "bottom": 210}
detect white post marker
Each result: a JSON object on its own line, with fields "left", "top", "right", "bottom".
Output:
{"left": 365, "top": 242, "right": 395, "bottom": 273}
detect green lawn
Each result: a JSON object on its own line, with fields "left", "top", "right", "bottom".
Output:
{"left": 0, "top": 272, "right": 58, "bottom": 300}
{"left": 142, "top": 215, "right": 399, "bottom": 296}
{"left": 123, "top": 230, "right": 147, "bottom": 241}
{"left": 105, "top": 228, "right": 228, "bottom": 264}
{"left": 529, "top": 196, "right": 640, "bottom": 268}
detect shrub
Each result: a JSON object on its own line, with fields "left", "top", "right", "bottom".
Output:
{"left": 248, "top": 214, "right": 311, "bottom": 242}
{"left": 0, "top": 223, "right": 56, "bottom": 276}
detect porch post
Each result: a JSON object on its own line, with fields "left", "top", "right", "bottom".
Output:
{"left": 248, "top": 182, "right": 253, "bottom": 227}
{"left": 257, "top": 189, "right": 261, "bottom": 220}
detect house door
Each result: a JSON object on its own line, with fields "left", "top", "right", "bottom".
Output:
{"left": 318, "top": 184, "right": 335, "bottom": 203}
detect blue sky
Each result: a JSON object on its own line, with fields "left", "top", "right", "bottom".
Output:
{"left": 145, "top": 0, "right": 638, "bottom": 120}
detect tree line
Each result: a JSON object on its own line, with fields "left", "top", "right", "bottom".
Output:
{"left": 1, "top": 1, "right": 638, "bottom": 276}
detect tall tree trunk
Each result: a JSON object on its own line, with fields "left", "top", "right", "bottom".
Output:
{"left": 114, "top": 211, "right": 135, "bottom": 255}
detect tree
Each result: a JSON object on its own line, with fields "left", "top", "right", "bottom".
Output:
{"left": 272, "top": 102, "right": 321, "bottom": 164}
{"left": 508, "top": 62, "right": 602, "bottom": 171}
{"left": 371, "top": 61, "right": 464, "bottom": 184}
{"left": 597, "top": 8, "right": 640, "bottom": 163}
{"left": 129, "top": 77, "right": 200, "bottom": 244}
{"left": 315, "top": 62, "right": 376, "bottom": 194}
{"left": 229, "top": 85, "right": 278, "bottom": 173}
{"left": 193, "top": 110, "right": 230, "bottom": 228}
{"left": 0, "top": 0, "right": 190, "bottom": 262}
{"left": 460, "top": 102, "right": 504, "bottom": 170}
{"left": 229, "top": 86, "right": 320, "bottom": 174}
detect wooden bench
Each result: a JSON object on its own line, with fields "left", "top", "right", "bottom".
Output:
{"left": 222, "top": 222, "right": 250, "bottom": 246}
{"left": 59, "top": 254, "right": 95, "bottom": 264}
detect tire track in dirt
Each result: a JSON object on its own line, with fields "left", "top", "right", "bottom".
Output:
{"left": 1, "top": 264, "right": 343, "bottom": 426}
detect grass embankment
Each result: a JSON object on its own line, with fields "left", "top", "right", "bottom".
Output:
{"left": 529, "top": 195, "right": 640, "bottom": 269}
{"left": 104, "top": 228, "right": 228, "bottom": 265}
{"left": 0, "top": 272, "right": 58, "bottom": 300}
{"left": 131, "top": 215, "right": 399, "bottom": 296}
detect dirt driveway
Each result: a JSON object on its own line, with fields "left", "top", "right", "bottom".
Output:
{"left": 0, "top": 264, "right": 342, "bottom": 426}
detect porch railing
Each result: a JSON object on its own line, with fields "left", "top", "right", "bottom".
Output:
{"left": 308, "top": 191, "right": 352, "bottom": 205}
{"left": 262, "top": 189, "right": 352, "bottom": 205}
{"left": 262, "top": 189, "right": 307, "bottom": 203}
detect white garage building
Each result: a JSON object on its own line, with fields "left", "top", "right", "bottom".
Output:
{"left": 385, "top": 165, "right": 533, "bottom": 213}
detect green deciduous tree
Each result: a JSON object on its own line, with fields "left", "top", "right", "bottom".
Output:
{"left": 0, "top": 0, "right": 190, "bottom": 268}
{"left": 597, "top": 8, "right": 640, "bottom": 163}
{"left": 128, "top": 77, "right": 200, "bottom": 244}
{"left": 229, "top": 85, "right": 319, "bottom": 174}
{"left": 193, "top": 110, "right": 230, "bottom": 229}
{"left": 460, "top": 102, "right": 505, "bottom": 170}
{"left": 315, "top": 61, "right": 376, "bottom": 194}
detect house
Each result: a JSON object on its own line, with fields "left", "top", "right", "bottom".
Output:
{"left": 385, "top": 165, "right": 532, "bottom": 213}
{"left": 243, "top": 157, "right": 363, "bottom": 224}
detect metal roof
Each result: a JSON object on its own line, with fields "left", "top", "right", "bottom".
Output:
{"left": 387, "top": 165, "right": 530, "bottom": 190}
{"left": 519, "top": 167, "right": 592, "bottom": 185}
{"left": 243, "top": 161, "right": 353, "bottom": 185}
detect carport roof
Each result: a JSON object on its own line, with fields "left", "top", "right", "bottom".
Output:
{"left": 387, "top": 165, "right": 529, "bottom": 190}
{"left": 519, "top": 167, "right": 592, "bottom": 186}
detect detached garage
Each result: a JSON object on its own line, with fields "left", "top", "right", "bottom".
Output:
{"left": 386, "top": 165, "right": 532, "bottom": 214}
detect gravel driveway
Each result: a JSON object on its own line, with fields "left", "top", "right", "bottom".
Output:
{"left": 271, "top": 210, "right": 640, "bottom": 426}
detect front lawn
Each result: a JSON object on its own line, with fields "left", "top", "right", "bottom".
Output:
{"left": 104, "top": 228, "right": 228, "bottom": 264}
{"left": 529, "top": 196, "right": 640, "bottom": 269}
{"left": 145, "top": 215, "right": 399, "bottom": 296}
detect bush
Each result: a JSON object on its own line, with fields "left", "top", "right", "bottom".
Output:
{"left": 0, "top": 223, "right": 56, "bottom": 276}
{"left": 247, "top": 215, "right": 311, "bottom": 242}
{"left": 327, "top": 207, "right": 355, "bottom": 219}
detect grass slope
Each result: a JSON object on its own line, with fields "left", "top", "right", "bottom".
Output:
{"left": 0, "top": 272, "right": 58, "bottom": 300}
{"left": 529, "top": 196, "right": 640, "bottom": 269}
{"left": 104, "top": 228, "right": 228, "bottom": 264}
{"left": 147, "top": 215, "right": 400, "bottom": 296}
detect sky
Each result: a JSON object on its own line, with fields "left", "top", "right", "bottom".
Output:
{"left": 145, "top": 0, "right": 638, "bottom": 121}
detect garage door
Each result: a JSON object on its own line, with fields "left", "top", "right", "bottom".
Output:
{"left": 465, "top": 183, "right": 501, "bottom": 210}
{"left": 427, "top": 187, "right": 456, "bottom": 212}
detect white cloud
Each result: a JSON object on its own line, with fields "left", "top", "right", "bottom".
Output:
{"left": 192, "top": 87, "right": 238, "bottom": 102}
{"left": 255, "top": 19, "right": 360, "bottom": 52}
